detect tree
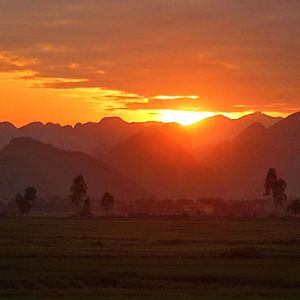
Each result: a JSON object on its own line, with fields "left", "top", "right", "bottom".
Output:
{"left": 80, "top": 197, "right": 91, "bottom": 217}
{"left": 273, "top": 179, "right": 287, "bottom": 211}
{"left": 287, "top": 199, "right": 300, "bottom": 215}
{"left": 15, "top": 187, "right": 37, "bottom": 215}
{"left": 264, "top": 168, "right": 287, "bottom": 215}
{"left": 101, "top": 192, "right": 115, "bottom": 213}
{"left": 70, "top": 175, "right": 87, "bottom": 216}
{"left": 264, "top": 168, "right": 278, "bottom": 197}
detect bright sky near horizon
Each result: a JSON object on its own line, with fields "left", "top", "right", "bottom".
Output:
{"left": 0, "top": 1, "right": 299, "bottom": 126}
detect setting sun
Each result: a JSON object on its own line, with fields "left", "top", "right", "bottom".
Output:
{"left": 159, "top": 110, "right": 216, "bottom": 125}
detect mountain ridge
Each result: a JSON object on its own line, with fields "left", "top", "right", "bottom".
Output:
{"left": 104, "top": 131, "right": 224, "bottom": 199}
{"left": 0, "top": 137, "right": 151, "bottom": 200}
{"left": 0, "top": 112, "right": 285, "bottom": 154}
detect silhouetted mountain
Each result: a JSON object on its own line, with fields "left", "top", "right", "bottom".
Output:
{"left": 0, "top": 117, "right": 192, "bottom": 156}
{"left": 233, "top": 122, "right": 268, "bottom": 145}
{"left": 93, "top": 120, "right": 192, "bottom": 157}
{"left": 0, "top": 113, "right": 282, "bottom": 155}
{"left": 16, "top": 118, "right": 143, "bottom": 154}
{"left": 0, "top": 137, "right": 150, "bottom": 200}
{"left": 0, "top": 112, "right": 298, "bottom": 201}
{"left": 238, "top": 111, "right": 282, "bottom": 127}
{"left": 0, "top": 122, "right": 17, "bottom": 149}
{"left": 104, "top": 132, "right": 223, "bottom": 199}
{"left": 187, "top": 112, "right": 281, "bottom": 147}
{"left": 261, "top": 112, "right": 300, "bottom": 148}
{"left": 187, "top": 115, "right": 234, "bottom": 146}
{"left": 194, "top": 118, "right": 300, "bottom": 199}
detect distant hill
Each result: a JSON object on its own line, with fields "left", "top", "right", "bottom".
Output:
{"left": 261, "top": 112, "right": 300, "bottom": 148}
{"left": 194, "top": 115, "right": 300, "bottom": 199}
{"left": 0, "top": 122, "right": 17, "bottom": 149}
{"left": 0, "top": 117, "right": 192, "bottom": 156}
{"left": 187, "top": 112, "right": 282, "bottom": 147}
{"left": 0, "top": 137, "right": 150, "bottom": 200}
{"left": 238, "top": 111, "right": 282, "bottom": 127}
{"left": 0, "top": 112, "right": 297, "bottom": 202}
{"left": 104, "top": 132, "right": 224, "bottom": 199}
{"left": 0, "top": 112, "right": 283, "bottom": 154}
{"left": 233, "top": 122, "right": 268, "bottom": 145}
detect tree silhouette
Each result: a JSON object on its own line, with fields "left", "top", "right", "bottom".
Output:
{"left": 287, "top": 199, "right": 300, "bottom": 215}
{"left": 15, "top": 187, "right": 37, "bottom": 215}
{"left": 80, "top": 197, "right": 91, "bottom": 217}
{"left": 70, "top": 175, "right": 87, "bottom": 216}
{"left": 264, "top": 168, "right": 287, "bottom": 215}
{"left": 264, "top": 168, "right": 278, "bottom": 197}
{"left": 101, "top": 192, "right": 115, "bottom": 213}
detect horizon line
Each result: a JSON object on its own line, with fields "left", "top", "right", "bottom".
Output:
{"left": 0, "top": 110, "right": 295, "bottom": 129}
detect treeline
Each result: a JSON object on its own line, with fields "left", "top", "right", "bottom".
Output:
{"left": 0, "top": 167, "right": 300, "bottom": 218}
{"left": 0, "top": 175, "right": 115, "bottom": 217}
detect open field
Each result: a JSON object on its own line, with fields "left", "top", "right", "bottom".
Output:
{"left": 0, "top": 217, "right": 299, "bottom": 299}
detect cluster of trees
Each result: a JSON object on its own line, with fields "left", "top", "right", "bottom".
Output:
{"left": 264, "top": 167, "right": 300, "bottom": 216}
{"left": 14, "top": 174, "right": 115, "bottom": 217}
{"left": 69, "top": 175, "right": 115, "bottom": 217}
{"left": 12, "top": 169, "right": 300, "bottom": 217}
{"left": 15, "top": 187, "right": 37, "bottom": 215}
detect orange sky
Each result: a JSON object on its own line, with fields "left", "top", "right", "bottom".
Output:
{"left": 0, "top": 1, "right": 299, "bottom": 126}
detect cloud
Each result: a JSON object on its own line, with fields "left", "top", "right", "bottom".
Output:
{"left": 0, "top": 0, "right": 299, "bottom": 115}
{"left": 117, "top": 97, "right": 207, "bottom": 111}
{"left": 105, "top": 95, "right": 299, "bottom": 114}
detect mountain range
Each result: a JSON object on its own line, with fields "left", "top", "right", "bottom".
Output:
{"left": 104, "top": 132, "right": 223, "bottom": 199}
{"left": 0, "top": 117, "right": 191, "bottom": 156}
{"left": 0, "top": 137, "right": 150, "bottom": 200}
{"left": 0, "top": 112, "right": 281, "bottom": 155}
{"left": 1, "top": 111, "right": 299, "bottom": 201}
{"left": 186, "top": 111, "right": 282, "bottom": 147}
{"left": 194, "top": 112, "right": 300, "bottom": 199}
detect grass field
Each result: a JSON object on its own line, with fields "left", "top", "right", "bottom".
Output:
{"left": 0, "top": 217, "right": 299, "bottom": 299}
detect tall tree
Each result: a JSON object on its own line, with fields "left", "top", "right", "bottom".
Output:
{"left": 80, "top": 197, "right": 91, "bottom": 217}
{"left": 101, "top": 192, "right": 115, "bottom": 213}
{"left": 15, "top": 187, "right": 37, "bottom": 215}
{"left": 264, "top": 168, "right": 278, "bottom": 197}
{"left": 70, "top": 175, "right": 87, "bottom": 216}
{"left": 264, "top": 168, "right": 287, "bottom": 215}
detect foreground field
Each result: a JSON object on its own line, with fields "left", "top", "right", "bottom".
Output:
{"left": 0, "top": 217, "right": 299, "bottom": 299}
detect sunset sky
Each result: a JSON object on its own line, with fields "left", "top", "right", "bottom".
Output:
{"left": 0, "top": 0, "right": 299, "bottom": 126}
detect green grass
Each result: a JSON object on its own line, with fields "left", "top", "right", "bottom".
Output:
{"left": 0, "top": 217, "right": 299, "bottom": 299}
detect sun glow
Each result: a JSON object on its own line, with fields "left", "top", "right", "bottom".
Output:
{"left": 153, "top": 95, "right": 199, "bottom": 100}
{"left": 159, "top": 110, "right": 216, "bottom": 126}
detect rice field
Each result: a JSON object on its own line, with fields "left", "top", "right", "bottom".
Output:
{"left": 0, "top": 217, "right": 299, "bottom": 299}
